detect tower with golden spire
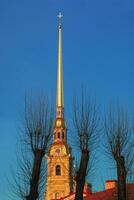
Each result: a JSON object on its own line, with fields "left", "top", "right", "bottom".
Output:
{"left": 45, "top": 13, "right": 72, "bottom": 200}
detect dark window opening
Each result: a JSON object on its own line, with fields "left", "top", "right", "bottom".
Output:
{"left": 56, "top": 165, "right": 61, "bottom": 175}
{"left": 55, "top": 193, "right": 59, "bottom": 199}
{"left": 62, "top": 132, "right": 64, "bottom": 139}
{"left": 57, "top": 132, "right": 60, "bottom": 138}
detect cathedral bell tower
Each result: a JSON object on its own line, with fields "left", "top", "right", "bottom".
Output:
{"left": 45, "top": 13, "right": 72, "bottom": 200}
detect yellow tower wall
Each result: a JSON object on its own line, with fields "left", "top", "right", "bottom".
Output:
{"left": 45, "top": 143, "right": 72, "bottom": 200}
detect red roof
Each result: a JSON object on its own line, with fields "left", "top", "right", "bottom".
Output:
{"left": 105, "top": 180, "right": 117, "bottom": 183}
{"left": 84, "top": 183, "right": 134, "bottom": 200}
{"left": 59, "top": 183, "right": 134, "bottom": 200}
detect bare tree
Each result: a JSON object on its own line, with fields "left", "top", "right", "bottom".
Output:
{"left": 104, "top": 107, "right": 134, "bottom": 200}
{"left": 72, "top": 91, "right": 99, "bottom": 200}
{"left": 9, "top": 97, "right": 53, "bottom": 200}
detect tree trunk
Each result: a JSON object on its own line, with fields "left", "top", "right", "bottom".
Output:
{"left": 26, "top": 149, "right": 43, "bottom": 200}
{"left": 117, "top": 156, "right": 127, "bottom": 200}
{"left": 75, "top": 150, "right": 89, "bottom": 200}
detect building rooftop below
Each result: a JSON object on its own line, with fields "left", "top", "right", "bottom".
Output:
{"left": 59, "top": 181, "right": 134, "bottom": 200}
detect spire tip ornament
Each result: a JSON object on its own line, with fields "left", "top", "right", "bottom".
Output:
{"left": 57, "top": 12, "right": 63, "bottom": 27}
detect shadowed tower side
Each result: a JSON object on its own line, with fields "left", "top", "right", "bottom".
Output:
{"left": 45, "top": 13, "right": 72, "bottom": 200}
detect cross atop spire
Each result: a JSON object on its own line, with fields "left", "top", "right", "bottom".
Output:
{"left": 57, "top": 12, "right": 63, "bottom": 19}
{"left": 57, "top": 12, "right": 63, "bottom": 28}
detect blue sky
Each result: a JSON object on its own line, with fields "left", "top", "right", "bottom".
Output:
{"left": 0, "top": 0, "right": 134, "bottom": 199}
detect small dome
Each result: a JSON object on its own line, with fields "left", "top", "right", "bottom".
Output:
{"left": 54, "top": 118, "right": 67, "bottom": 129}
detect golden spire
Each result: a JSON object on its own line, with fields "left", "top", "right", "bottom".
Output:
{"left": 56, "top": 12, "right": 64, "bottom": 118}
{"left": 53, "top": 12, "right": 67, "bottom": 142}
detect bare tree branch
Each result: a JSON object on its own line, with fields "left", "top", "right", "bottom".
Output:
{"left": 72, "top": 90, "right": 99, "bottom": 200}
{"left": 104, "top": 107, "right": 134, "bottom": 200}
{"left": 9, "top": 96, "right": 53, "bottom": 200}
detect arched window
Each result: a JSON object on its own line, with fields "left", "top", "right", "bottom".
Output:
{"left": 62, "top": 132, "right": 64, "bottom": 139}
{"left": 57, "top": 132, "right": 60, "bottom": 139}
{"left": 56, "top": 165, "right": 61, "bottom": 175}
{"left": 55, "top": 193, "right": 60, "bottom": 199}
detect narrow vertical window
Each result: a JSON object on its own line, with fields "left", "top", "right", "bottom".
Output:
{"left": 56, "top": 165, "right": 61, "bottom": 175}
{"left": 62, "top": 132, "right": 64, "bottom": 139}
{"left": 57, "top": 132, "right": 60, "bottom": 138}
